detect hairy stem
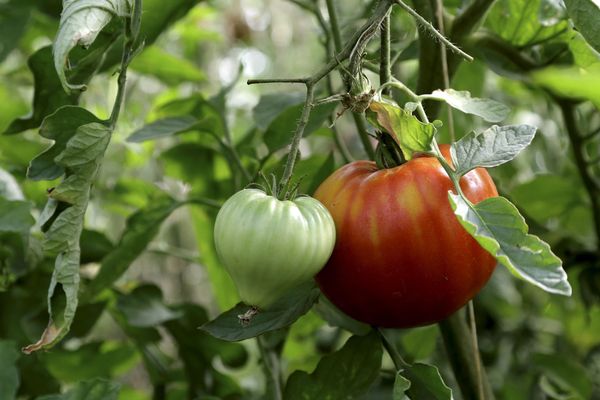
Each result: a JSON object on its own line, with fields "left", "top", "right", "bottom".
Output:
{"left": 279, "top": 85, "right": 315, "bottom": 193}
{"left": 325, "top": 0, "right": 343, "bottom": 54}
{"left": 395, "top": 0, "right": 473, "bottom": 62}
{"left": 414, "top": 0, "right": 496, "bottom": 117}
{"left": 108, "top": 0, "right": 142, "bottom": 128}
{"left": 380, "top": 11, "right": 392, "bottom": 95}
{"left": 249, "top": 0, "right": 393, "bottom": 180}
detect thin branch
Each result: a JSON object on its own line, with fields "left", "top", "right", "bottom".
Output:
{"left": 376, "top": 328, "right": 410, "bottom": 370}
{"left": 394, "top": 0, "right": 473, "bottom": 62}
{"left": 247, "top": 78, "right": 308, "bottom": 85}
{"left": 108, "top": 0, "right": 142, "bottom": 128}
{"left": 248, "top": 1, "right": 393, "bottom": 187}
{"left": 379, "top": 11, "right": 392, "bottom": 95}
{"left": 257, "top": 336, "right": 283, "bottom": 400}
{"left": 325, "top": 0, "right": 344, "bottom": 54}
{"left": 435, "top": 0, "right": 455, "bottom": 142}
{"left": 467, "top": 301, "right": 485, "bottom": 400}
{"left": 439, "top": 311, "right": 496, "bottom": 400}
{"left": 280, "top": 85, "right": 315, "bottom": 192}
{"left": 305, "top": 0, "right": 352, "bottom": 162}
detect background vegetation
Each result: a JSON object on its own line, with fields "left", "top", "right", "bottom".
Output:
{"left": 0, "top": 0, "right": 599, "bottom": 399}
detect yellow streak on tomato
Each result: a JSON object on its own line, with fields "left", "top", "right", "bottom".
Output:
{"left": 348, "top": 184, "right": 365, "bottom": 222}
{"left": 398, "top": 181, "right": 424, "bottom": 218}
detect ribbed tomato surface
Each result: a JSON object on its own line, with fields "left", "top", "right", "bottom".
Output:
{"left": 314, "top": 146, "right": 498, "bottom": 328}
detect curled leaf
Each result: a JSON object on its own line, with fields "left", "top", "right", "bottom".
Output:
{"left": 54, "top": 0, "right": 132, "bottom": 93}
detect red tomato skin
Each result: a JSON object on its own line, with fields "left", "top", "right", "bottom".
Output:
{"left": 314, "top": 146, "right": 498, "bottom": 328}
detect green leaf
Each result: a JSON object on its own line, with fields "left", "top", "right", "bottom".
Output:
{"left": 487, "top": 0, "right": 569, "bottom": 47}
{"left": 264, "top": 103, "right": 337, "bottom": 153}
{"left": 400, "top": 326, "right": 439, "bottom": 361}
{"left": 569, "top": 31, "right": 600, "bottom": 68}
{"left": 42, "top": 341, "right": 138, "bottom": 382}
{"left": 450, "top": 124, "right": 536, "bottom": 176}
{"left": 53, "top": 0, "right": 132, "bottom": 93}
{"left": 393, "top": 371, "right": 411, "bottom": 400}
{"left": 368, "top": 101, "right": 435, "bottom": 159}
{"left": 163, "top": 304, "right": 246, "bottom": 395}
{"left": 36, "top": 378, "right": 120, "bottom": 400}
{"left": 511, "top": 175, "right": 581, "bottom": 222}
{"left": 0, "top": 340, "right": 20, "bottom": 399}
{"left": 0, "top": 4, "right": 30, "bottom": 63}
{"left": 449, "top": 194, "right": 572, "bottom": 296}
{"left": 564, "top": 0, "right": 600, "bottom": 54}
{"left": 85, "top": 194, "right": 181, "bottom": 301}
{"left": 283, "top": 331, "right": 382, "bottom": 400}
{"left": 54, "top": 123, "right": 111, "bottom": 167}
{"left": 130, "top": 45, "right": 205, "bottom": 84}
{"left": 402, "top": 363, "right": 453, "bottom": 400}
{"left": 116, "top": 284, "right": 183, "bottom": 327}
{"left": 97, "top": 0, "right": 201, "bottom": 74}
{"left": 0, "top": 198, "right": 34, "bottom": 236}
{"left": 126, "top": 116, "right": 198, "bottom": 142}
{"left": 191, "top": 207, "right": 239, "bottom": 310}
{"left": 531, "top": 65, "right": 600, "bottom": 106}
{"left": 427, "top": 89, "right": 510, "bottom": 122}
{"left": 24, "top": 108, "right": 112, "bottom": 354}
{"left": 3, "top": 48, "right": 78, "bottom": 135}
{"left": 28, "top": 106, "right": 103, "bottom": 181}
{"left": 201, "top": 282, "right": 320, "bottom": 341}
{"left": 253, "top": 92, "right": 305, "bottom": 130}
{"left": 312, "top": 295, "right": 370, "bottom": 336}
{"left": 533, "top": 352, "right": 593, "bottom": 399}
{"left": 287, "top": 152, "right": 336, "bottom": 195}
{"left": 80, "top": 229, "right": 114, "bottom": 264}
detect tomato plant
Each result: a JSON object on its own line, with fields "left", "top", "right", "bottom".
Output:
{"left": 214, "top": 188, "right": 335, "bottom": 309}
{"left": 2, "top": 0, "right": 599, "bottom": 399}
{"left": 314, "top": 145, "right": 498, "bottom": 327}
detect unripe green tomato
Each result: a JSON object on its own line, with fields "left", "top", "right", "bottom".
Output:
{"left": 214, "top": 188, "right": 336, "bottom": 309}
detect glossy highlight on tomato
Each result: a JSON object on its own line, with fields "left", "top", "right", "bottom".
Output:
{"left": 314, "top": 146, "right": 498, "bottom": 328}
{"left": 214, "top": 188, "right": 336, "bottom": 309}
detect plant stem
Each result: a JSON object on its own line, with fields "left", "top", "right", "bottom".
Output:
{"left": 414, "top": 0, "right": 495, "bottom": 118}
{"left": 376, "top": 328, "right": 410, "bottom": 370}
{"left": 325, "top": 0, "right": 343, "bottom": 53}
{"left": 325, "top": 0, "right": 379, "bottom": 159}
{"left": 379, "top": 11, "right": 392, "bottom": 95}
{"left": 468, "top": 301, "right": 485, "bottom": 400}
{"left": 250, "top": 0, "right": 393, "bottom": 182}
{"left": 303, "top": 0, "right": 352, "bottom": 162}
{"left": 108, "top": 0, "right": 142, "bottom": 129}
{"left": 352, "top": 113, "right": 376, "bottom": 159}
{"left": 557, "top": 99, "right": 600, "bottom": 255}
{"left": 434, "top": 0, "right": 455, "bottom": 142}
{"left": 279, "top": 85, "right": 315, "bottom": 194}
{"left": 247, "top": 78, "right": 308, "bottom": 85}
{"left": 439, "top": 310, "right": 495, "bottom": 400}
{"left": 394, "top": 0, "right": 473, "bottom": 62}
{"left": 257, "top": 335, "right": 283, "bottom": 400}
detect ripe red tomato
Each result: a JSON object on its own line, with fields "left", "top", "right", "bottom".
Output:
{"left": 314, "top": 145, "right": 498, "bottom": 328}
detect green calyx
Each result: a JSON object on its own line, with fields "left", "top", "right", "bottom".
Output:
{"left": 374, "top": 130, "right": 406, "bottom": 169}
